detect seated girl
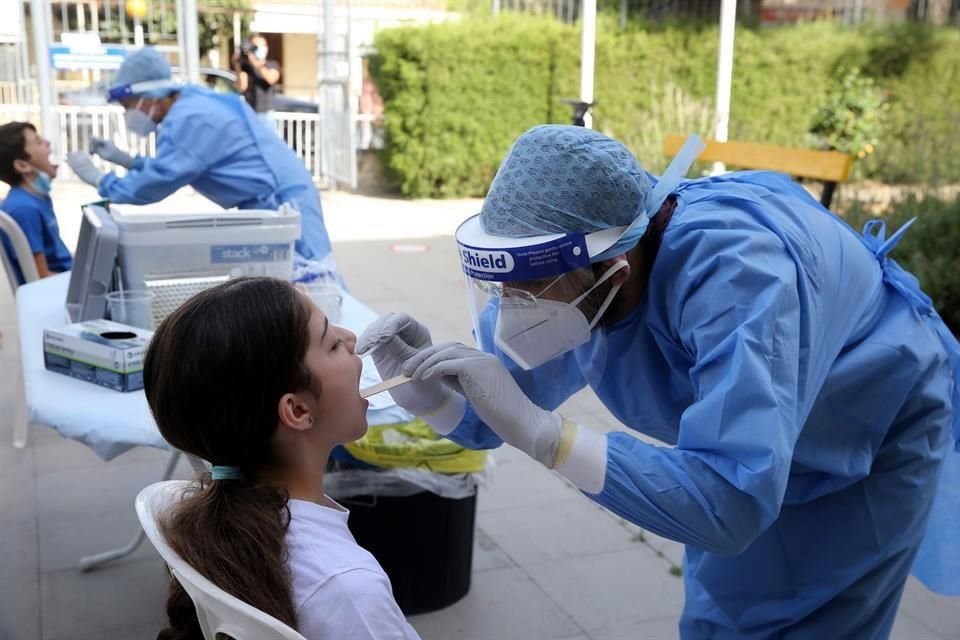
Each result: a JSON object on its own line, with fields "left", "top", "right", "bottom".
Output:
{"left": 143, "top": 276, "right": 421, "bottom": 639}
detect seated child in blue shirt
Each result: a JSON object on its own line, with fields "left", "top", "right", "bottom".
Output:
{"left": 0, "top": 122, "right": 72, "bottom": 285}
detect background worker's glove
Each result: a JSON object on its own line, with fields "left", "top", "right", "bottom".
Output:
{"left": 66, "top": 151, "right": 105, "bottom": 188}
{"left": 405, "top": 342, "right": 608, "bottom": 492}
{"left": 90, "top": 137, "right": 135, "bottom": 169}
{"left": 357, "top": 313, "right": 466, "bottom": 432}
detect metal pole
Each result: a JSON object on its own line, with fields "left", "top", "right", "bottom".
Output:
{"left": 46, "top": 0, "right": 56, "bottom": 50}
{"left": 713, "top": 0, "right": 736, "bottom": 174}
{"left": 180, "top": 0, "right": 200, "bottom": 82}
{"left": 322, "top": 0, "right": 335, "bottom": 80}
{"left": 16, "top": 0, "right": 32, "bottom": 104}
{"left": 315, "top": 2, "right": 322, "bottom": 96}
{"left": 134, "top": 16, "right": 144, "bottom": 46}
{"left": 346, "top": 0, "right": 353, "bottom": 90}
{"left": 579, "top": 0, "right": 596, "bottom": 129}
{"left": 30, "top": 0, "right": 57, "bottom": 142}
{"left": 176, "top": 0, "right": 185, "bottom": 68}
{"left": 232, "top": 11, "right": 241, "bottom": 49}
{"left": 346, "top": 0, "right": 356, "bottom": 188}
{"left": 318, "top": 0, "right": 336, "bottom": 188}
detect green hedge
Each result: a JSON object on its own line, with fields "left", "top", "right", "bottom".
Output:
{"left": 371, "top": 17, "right": 960, "bottom": 198}
{"left": 370, "top": 16, "right": 579, "bottom": 197}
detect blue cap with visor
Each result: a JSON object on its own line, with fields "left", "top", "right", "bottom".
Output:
{"left": 106, "top": 47, "right": 181, "bottom": 102}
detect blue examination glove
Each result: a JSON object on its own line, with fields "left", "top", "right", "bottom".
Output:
{"left": 66, "top": 151, "right": 105, "bottom": 188}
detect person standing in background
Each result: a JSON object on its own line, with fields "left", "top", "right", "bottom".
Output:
{"left": 358, "top": 68, "right": 384, "bottom": 151}
{"left": 233, "top": 34, "right": 281, "bottom": 126}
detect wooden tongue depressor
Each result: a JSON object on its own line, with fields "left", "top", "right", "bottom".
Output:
{"left": 360, "top": 375, "right": 412, "bottom": 399}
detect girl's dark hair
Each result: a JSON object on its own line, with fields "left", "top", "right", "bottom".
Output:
{"left": 0, "top": 122, "right": 36, "bottom": 186}
{"left": 143, "top": 277, "right": 315, "bottom": 639}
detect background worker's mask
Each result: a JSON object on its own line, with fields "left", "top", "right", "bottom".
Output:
{"left": 124, "top": 99, "right": 158, "bottom": 137}
{"left": 494, "top": 260, "right": 628, "bottom": 370}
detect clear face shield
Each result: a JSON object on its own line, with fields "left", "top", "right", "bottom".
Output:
{"left": 456, "top": 217, "right": 629, "bottom": 382}
{"left": 106, "top": 79, "right": 181, "bottom": 136}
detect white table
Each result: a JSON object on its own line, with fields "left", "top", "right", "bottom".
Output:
{"left": 15, "top": 272, "right": 409, "bottom": 569}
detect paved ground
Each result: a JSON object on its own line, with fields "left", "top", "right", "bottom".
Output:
{"left": 0, "top": 182, "right": 958, "bottom": 639}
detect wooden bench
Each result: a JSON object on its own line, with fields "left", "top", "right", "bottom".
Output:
{"left": 662, "top": 134, "right": 855, "bottom": 208}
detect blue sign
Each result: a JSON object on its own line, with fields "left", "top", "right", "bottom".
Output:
{"left": 50, "top": 45, "right": 127, "bottom": 71}
{"left": 211, "top": 244, "right": 291, "bottom": 264}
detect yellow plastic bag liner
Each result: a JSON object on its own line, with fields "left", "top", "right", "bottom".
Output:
{"left": 344, "top": 419, "right": 487, "bottom": 474}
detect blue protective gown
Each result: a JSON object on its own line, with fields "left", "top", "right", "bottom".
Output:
{"left": 449, "top": 171, "right": 960, "bottom": 639}
{"left": 98, "top": 85, "right": 332, "bottom": 261}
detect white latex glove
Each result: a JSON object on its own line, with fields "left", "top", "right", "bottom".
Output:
{"left": 67, "top": 151, "right": 104, "bottom": 187}
{"left": 404, "top": 342, "right": 562, "bottom": 463}
{"left": 90, "top": 137, "right": 135, "bottom": 169}
{"left": 405, "top": 342, "right": 609, "bottom": 492}
{"left": 357, "top": 313, "right": 466, "bottom": 432}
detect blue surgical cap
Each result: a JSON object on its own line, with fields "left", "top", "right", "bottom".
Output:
{"left": 480, "top": 125, "right": 655, "bottom": 261}
{"left": 110, "top": 47, "right": 174, "bottom": 99}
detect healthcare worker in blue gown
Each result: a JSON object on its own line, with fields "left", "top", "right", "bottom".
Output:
{"left": 66, "top": 47, "right": 334, "bottom": 269}
{"left": 358, "top": 125, "right": 960, "bottom": 639}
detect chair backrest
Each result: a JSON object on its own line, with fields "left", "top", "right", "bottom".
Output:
{"left": 662, "top": 134, "right": 854, "bottom": 184}
{"left": 0, "top": 209, "right": 40, "bottom": 291}
{"left": 135, "top": 481, "right": 308, "bottom": 640}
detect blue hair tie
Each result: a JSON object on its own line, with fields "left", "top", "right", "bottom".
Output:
{"left": 211, "top": 465, "right": 243, "bottom": 481}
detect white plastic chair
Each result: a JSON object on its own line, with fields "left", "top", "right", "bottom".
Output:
{"left": 135, "top": 481, "right": 309, "bottom": 640}
{"left": 0, "top": 209, "right": 39, "bottom": 449}
{"left": 0, "top": 209, "right": 40, "bottom": 292}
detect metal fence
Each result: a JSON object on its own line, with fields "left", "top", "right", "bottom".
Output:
{"left": 319, "top": 81, "right": 357, "bottom": 190}
{"left": 0, "top": 104, "right": 324, "bottom": 183}
{"left": 0, "top": 43, "right": 33, "bottom": 106}
{"left": 269, "top": 111, "right": 324, "bottom": 183}
{"left": 46, "top": 0, "right": 179, "bottom": 43}
{"left": 492, "top": 0, "right": 955, "bottom": 24}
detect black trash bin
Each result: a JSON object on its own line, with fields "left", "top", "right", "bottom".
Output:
{"left": 343, "top": 488, "right": 477, "bottom": 615}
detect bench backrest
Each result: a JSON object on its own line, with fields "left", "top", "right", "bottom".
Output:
{"left": 662, "top": 134, "right": 854, "bottom": 184}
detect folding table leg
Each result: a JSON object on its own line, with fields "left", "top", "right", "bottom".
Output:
{"left": 12, "top": 367, "right": 28, "bottom": 449}
{"left": 78, "top": 450, "right": 182, "bottom": 572}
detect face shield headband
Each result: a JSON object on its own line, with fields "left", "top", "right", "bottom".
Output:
{"left": 106, "top": 79, "right": 182, "bottom": 103}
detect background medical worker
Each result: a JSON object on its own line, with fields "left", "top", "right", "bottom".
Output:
{"left": 359, "top": 125, "right": 960, "bottom": 639}
{"left": 66, "top": 47, "right": 333, "bottom": 266}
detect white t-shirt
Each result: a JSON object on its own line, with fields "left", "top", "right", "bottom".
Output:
{"left": 285, "top": 498, "right": 421, "bottom": 640}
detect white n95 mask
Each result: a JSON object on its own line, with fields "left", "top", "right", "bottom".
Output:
{"left": 125, "top": 101, "right": 158, "bottom": 137}
{"left": 494, "top": 260, "right": 627, "bottom": 370}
